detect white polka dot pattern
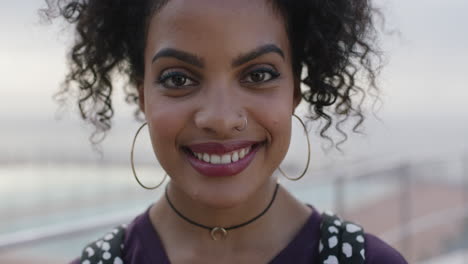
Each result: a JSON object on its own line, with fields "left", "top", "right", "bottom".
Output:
{"left": 324, "top": 255, "right": 339, "bottom": 264}
{"left": 342, "top": 242, "right": 352, "bottom": 258}
{"left": 113, "top": 257, "right": 123, "bottom": 264}
{"left": 329, "top": 226, "right": 339, "bottom": 234}
{"left": 85, "top": 247, "right": 95, "bottom": 257}
{"left": 346, "top": 223, "right": 362, "bottom": 233}
{"left": 102, "top": 242, "right": 111, "bottom": 251}
{"left": 318, "top": 211, "right": 366, "bottom": 264}
{"left": 356, "top": 235, "right": 364, "bottom": 243}
{"left": 79, "top": 224, "right": 127, "bottom": 264}
{"left": 329, "top": 236, "right": 338, "bottom": 248}
{"left": 78, "top": 213, "right": 366, "bottom": 264}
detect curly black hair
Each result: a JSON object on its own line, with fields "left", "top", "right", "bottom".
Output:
{"left": 41, "top": 0, "right": 382, "bottom": 148}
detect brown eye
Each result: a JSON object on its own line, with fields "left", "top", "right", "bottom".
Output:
{"left": 250, "top": 72, "right": 266, "bottom": 82}
{"left": 171, "top": 75, "right": 187, "bottom": 86}
{"left": 242, "top": 67, "right": 280, "bottom": 84}
{"left": 158, "top": 71, "right": 197, "bottom": 89}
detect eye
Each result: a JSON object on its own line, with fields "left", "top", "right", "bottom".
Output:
{"left": 157, "top": 71, "right": 198, "bottom": 89}
{"left": 242, "top": 67, "right": 280, "bottom": 84}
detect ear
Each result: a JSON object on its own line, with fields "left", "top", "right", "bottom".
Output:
{"left": 137, "top": 81, "right": 145, "bottom": 114}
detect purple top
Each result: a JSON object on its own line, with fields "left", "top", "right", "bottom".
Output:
{"left": 71, "top": 206, "right": 407, "bottom": 263}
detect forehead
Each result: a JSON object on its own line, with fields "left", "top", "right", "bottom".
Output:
{"left": 146, "top": 0, "right": 290, "bottom": 62}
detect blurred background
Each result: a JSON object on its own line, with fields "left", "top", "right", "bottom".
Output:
{"left": 1, "top": 0, "right": 467, "bottom": 263}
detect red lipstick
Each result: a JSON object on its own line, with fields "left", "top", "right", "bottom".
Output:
{"left": 183, "top": 141, "right": 263, "bottom": 177}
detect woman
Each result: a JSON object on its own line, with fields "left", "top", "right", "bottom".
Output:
{"left": 43, "top": 0, "right": 407, "bottom": 263}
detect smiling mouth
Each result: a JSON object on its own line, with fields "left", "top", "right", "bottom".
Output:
{"left": 181, "top": 140, "right": 266, "bottom": 177}
{"left": 183, "top": 142, "right": 264, "bottom": 165}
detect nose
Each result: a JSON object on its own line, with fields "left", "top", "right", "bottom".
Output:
{"left": 194, "top": 88, "right": 246, "bottom": 137}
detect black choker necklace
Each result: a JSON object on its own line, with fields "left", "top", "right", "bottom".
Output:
{"left": 165, "top": 183, "right": 280, "bottom": 241}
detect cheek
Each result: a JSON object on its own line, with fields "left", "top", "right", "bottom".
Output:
{"left": 144, "top": 95, "right": 190, "bottom": 167}
{"left": 147, "top": 111, "right": 178, "bottom": 168}
{"left": 261, "top": 110, "right": 292, "bottom": 174}
{"left": 271, "top": 110, "right": 292, "bottom": 158}
{"left": 252, "top": 91, "right": 293, "bottom": 162}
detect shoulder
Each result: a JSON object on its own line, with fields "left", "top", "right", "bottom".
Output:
{"left": 364, "top": 233, "right": 408, "bottom": 264}
{"left": 316, "top": 209, "right": 407, "bottom": 264}
{"left": 69, "top": 209, "right": 149, "bottom": 264}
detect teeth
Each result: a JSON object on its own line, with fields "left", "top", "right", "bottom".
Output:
{"left": 210, "top": 154, "right": 221, "bottom": 164}
{"left": 193, "top": 146, "right": 253, "bottom": 164}
{"left": 221, "top": 154, "right": 231, "bottom": 164}
{"left": 232, "top": 152, "right": 239, "bottom": 162}
{"left": 203, "top": 153, "right": 210, "bottom": 163}
{"left": 239, "top": 149, "right": 246, "bottom": 159}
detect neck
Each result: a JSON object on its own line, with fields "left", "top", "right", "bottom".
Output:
{"left": 168, "top": 179, "right": 278, "bottom": 232}
{"left": 149, "top": 180, "right": 312, "bottom": 257}
{"left": 151, "top": 179, "right": 284, "bottom": 243}
{"left": 165, "top": 183, "right": 279, "bottom": 233}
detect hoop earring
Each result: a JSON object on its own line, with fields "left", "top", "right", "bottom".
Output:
{"left": 130, "top": 122, "right": 167, "bottom": 190}
{"left": 278, "top": 114, "right": 311, "bottom": 181}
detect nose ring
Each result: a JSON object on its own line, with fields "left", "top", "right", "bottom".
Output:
{"left": 235, "top": 116, "right": 248, "bottom": 131}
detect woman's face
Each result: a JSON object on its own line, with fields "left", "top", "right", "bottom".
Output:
{"left": 140, "top": 0, "right": 298, "bottom": 208}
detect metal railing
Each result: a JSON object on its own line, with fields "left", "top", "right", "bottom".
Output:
{"left": 0, "top": 210, "right": 133, "bottom": 250}
{"left": 0, "top": 152, "right": 466, "bottom": 263}
{"left": 329, "top": 153, "right": 468, "bottom": 262}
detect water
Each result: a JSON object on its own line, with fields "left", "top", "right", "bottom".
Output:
{"left": 0, "top": 162, "right": 399, "bottom": 263}
{"left": 0, "top": 115, "right": 466, "bottom": 262}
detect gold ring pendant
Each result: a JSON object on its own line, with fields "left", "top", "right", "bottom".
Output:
{"left": 210, "top": 227, "right": 228, "bottom": 241}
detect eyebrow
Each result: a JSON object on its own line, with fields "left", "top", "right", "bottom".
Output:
{"left": 151, "top": 43, "right": 285, "bottom": 68}
{"left": 232, "top": 44, "right": 285, "bottom": 67}
{"left": 152, "top": 48, "right": 204, "bottom": 68}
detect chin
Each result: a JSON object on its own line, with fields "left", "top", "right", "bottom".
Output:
{"left": 185, "top": 179, "right": 260, "bottom": 210}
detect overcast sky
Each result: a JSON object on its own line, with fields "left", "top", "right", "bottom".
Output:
{"left": 0, "top": 0, "right": 467, "bottom": 166}
{"left": 0, "top": 0, "right": 467, "bottom": 120}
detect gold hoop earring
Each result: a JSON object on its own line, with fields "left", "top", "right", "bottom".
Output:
{"left": 130, "top": 122, "right": 167, "bottom": 190}
{"left": 278, "top": 114, "right": 311, "bottom": 181}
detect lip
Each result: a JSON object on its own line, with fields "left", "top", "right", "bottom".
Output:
{"left": 182, "top": 141, "right": 264, "bottom": 177}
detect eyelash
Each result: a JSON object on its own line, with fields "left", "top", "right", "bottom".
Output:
{"left": 156, "top": 67, "right": 280, "bottom": 89}
{"left": 241, "top": 67, "right": 280, "bottom": 84}
{"left": 156, "top": 71, "right": 198, "bottom": 89}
